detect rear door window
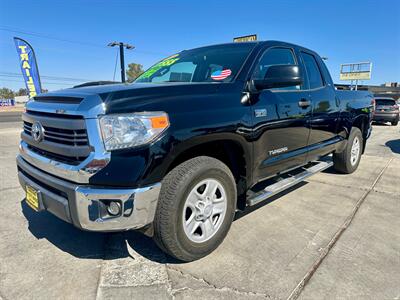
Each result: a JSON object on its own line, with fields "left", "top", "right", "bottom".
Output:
{"left": 301, "top": 52, "right": 324, "bottom": 89}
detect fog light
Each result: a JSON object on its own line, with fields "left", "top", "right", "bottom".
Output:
{"left": 107, "top": 201, "right": 121, "bottom": 216}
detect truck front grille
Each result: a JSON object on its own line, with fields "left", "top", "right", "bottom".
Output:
{"left": 23, "top": 121, "right": 89, "bottom": 146}
{"left": 21, "top": 111, "right": 92, "bottom": 165}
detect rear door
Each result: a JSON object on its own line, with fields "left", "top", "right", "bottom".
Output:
{"left": 250, "top": 47, "right": 312, "bottom": 181}
{"left": 299, "top": 51, "right": 341, "bottom": 161}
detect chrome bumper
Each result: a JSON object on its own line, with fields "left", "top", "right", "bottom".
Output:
{"left": 17, "top": 155, "right": 161, "bottom": 232}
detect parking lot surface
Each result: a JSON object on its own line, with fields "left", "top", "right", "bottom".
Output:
{"left": 0, "top": 121, "right": 399, "bottom": 300}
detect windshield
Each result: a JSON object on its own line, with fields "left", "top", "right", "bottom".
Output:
{"left": 135, "top": 43, "right": 256, "bottom": 83}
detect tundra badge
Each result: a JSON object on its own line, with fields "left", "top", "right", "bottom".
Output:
{"left": 269, "top": 147, "right": 288, "bottom": 156}
{"left": 255, "top": 109, "right": 267, "bottom": 117}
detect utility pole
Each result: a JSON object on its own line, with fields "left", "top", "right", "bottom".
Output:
{"left": 108, "top": 42, "right": 135, "bottom": 83}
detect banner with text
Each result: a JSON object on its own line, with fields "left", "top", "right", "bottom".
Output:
{"left": 14, "top": 37, "right": 42, "bottom": 98}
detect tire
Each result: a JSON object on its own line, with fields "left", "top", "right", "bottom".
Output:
{"left": 392, "top": 119, "right": 398, "bottom": 126}
{"left": 153, "top": 156, "right": 236, "bottom": 262}
{"left": 333, "top": 127, "right": 363, "bottom": 174}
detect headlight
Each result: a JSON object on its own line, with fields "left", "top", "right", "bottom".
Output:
{"left": 99, "top": 112, "right": 169, "bottom": 151}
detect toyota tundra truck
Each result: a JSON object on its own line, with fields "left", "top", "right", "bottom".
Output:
{"left": 17, "top": 41, "right": 374, "bottom": 261}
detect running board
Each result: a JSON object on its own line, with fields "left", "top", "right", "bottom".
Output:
{"left": 247, "top": 160, "right": 333, "bottom": 206}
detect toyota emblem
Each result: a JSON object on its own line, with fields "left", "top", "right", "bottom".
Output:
{"left": 31, "top": 121, "right": 44, "bottom": 142}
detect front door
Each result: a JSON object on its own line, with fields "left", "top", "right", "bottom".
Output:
{"left": 250, "top": 47, "right": 312, "bottom": 182}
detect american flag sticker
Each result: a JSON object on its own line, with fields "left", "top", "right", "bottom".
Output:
{"left": 211, "top": 69, "right": 232, "bottom": 80}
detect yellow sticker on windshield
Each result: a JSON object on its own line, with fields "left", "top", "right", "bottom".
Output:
{"left": 139, "top": 54, "right": 180, "bottom": 79}
{"left": 164, "top": 54, "right": 179, "bottom": 60}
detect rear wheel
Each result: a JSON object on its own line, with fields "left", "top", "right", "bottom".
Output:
{"left": 333, "top": 127, "right": 363, "bottom": 174}
{"left": 153, "top": 156, "right": 236, "bottom": 262}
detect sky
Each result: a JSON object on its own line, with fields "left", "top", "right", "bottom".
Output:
{"left": 0, "top": 0, "right": 399, "bottom": 92}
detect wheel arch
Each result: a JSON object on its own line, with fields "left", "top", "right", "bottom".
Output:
{"left": 351, "top": 115, "right": 370, "bottom": 154}
{"left": 163, "top": 136, "right": 252, "bottom": 210}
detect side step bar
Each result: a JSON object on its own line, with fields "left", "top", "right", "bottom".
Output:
{"left": 247, "top": 160, "right": 333, "bottom": 206}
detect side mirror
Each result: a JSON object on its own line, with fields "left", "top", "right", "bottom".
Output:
{"left": 251, "top": 65, "right": 303, "bottom": 91}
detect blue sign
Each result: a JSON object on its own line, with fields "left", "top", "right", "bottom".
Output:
{"left": 14, "top": 37, "right": 42, "bottom": 98}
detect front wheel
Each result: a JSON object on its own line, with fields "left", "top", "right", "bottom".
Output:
{"left": 153, "top": 156, "right": 236, "bottom": 262}
{"left": 333, "top": 127, "right": 363, "bottom": 174}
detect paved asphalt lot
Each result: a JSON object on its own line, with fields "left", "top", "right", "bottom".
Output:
{"left": 0, "top": 111, "right": 23, "bottom": 123}
{"left": 0, "top": 119, "right": 399, "bottom": 300}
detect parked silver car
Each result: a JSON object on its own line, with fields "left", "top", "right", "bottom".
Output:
{"left": 373, "top": 97, "right": 399, "bottom": 125}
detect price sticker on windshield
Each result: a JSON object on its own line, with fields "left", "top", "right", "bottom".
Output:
{"left": 138, "top": 54, "right": 181, "bottom": 79}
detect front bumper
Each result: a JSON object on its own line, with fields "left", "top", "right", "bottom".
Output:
{"left": 17, "top": 155, "right": 161, "bottom": 232}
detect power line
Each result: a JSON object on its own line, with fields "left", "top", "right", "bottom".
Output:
{"left": 0, "top": 78, "right": 73, "bottom": 86}
{"left": 0, "top": 72, "right": 95, "bottom": 82}
{"left": 113, "top": 50, "right": 119, "bottom": 81}
{"left": 0, "top": 27, "right": 105, "bottom": 48}
{"left": 0, "top": 26, "right": 169, "bottom": 56}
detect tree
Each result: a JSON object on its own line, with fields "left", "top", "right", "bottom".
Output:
{"left": 0, "top": 88, "right": 15, "bottom": 99}
{"left": 126, "top": 63, "right": 144, "bottom": 83}
{"left": 15, "top": 88, "right": 27, "bottom": 96}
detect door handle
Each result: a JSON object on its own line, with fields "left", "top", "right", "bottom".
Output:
{"left": 298, "top": 98, "right": 311, "bottom": 108}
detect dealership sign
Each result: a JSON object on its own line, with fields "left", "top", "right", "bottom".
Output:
{"left": 233, "top": 34, "right": 257, "bottom": 43}
{"left": 14, "top": 37, "right": 42, "bottom": 98}
{"left": 340, "top": 62, "right": 372, "bottom": 81}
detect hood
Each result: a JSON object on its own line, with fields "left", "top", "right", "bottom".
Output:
{"left": 102, "top": 82, "right": 223, "bottom": 114}
{"left": 41, "top": 82, "right": 220, "bottom": 100}
{"left": 29, "top": 82, "right": 225, "bottom": 117}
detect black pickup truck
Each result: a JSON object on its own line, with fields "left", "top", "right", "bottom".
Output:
{"left": 17, "top": 41, "right": 374, "bottom": 261}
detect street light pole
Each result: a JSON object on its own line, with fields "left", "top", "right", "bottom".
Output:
{"left": 108, "top": 42, "right": 135, "bottom": 83}
{"left": 119, "top": 43, "right": 125, "bottom": 83}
